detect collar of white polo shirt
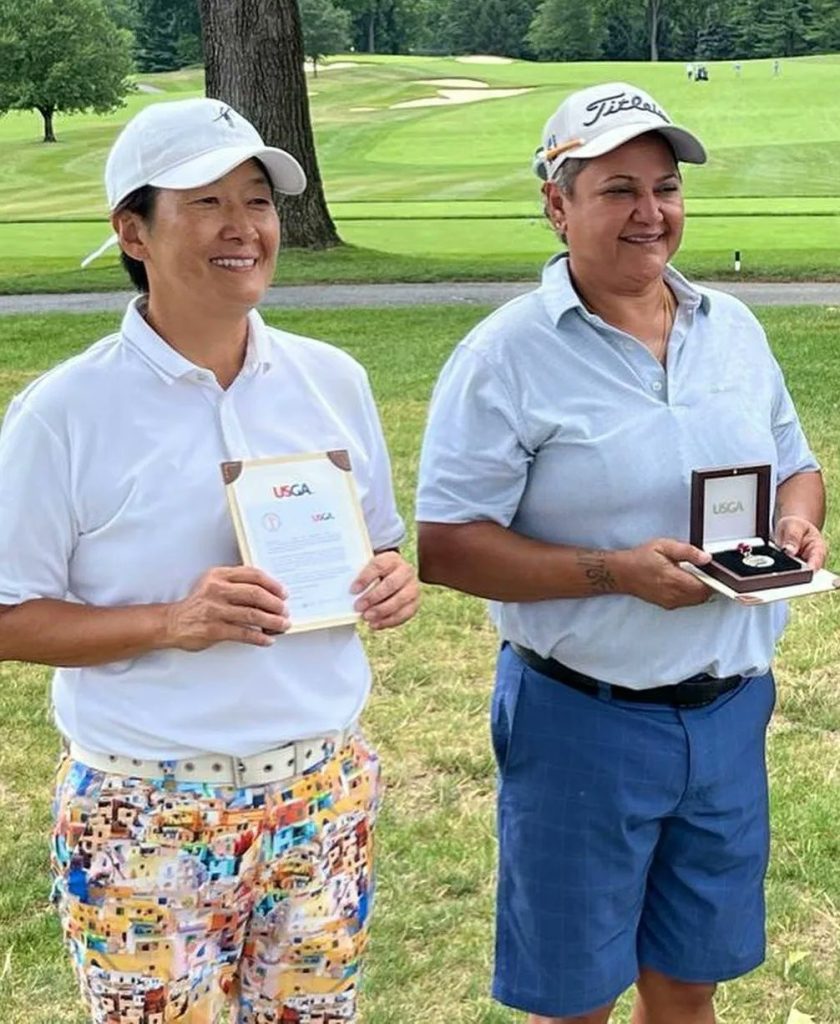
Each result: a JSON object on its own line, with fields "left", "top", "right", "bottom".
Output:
{"left": 119, "top": 297, "right": 274, "bottom": 385}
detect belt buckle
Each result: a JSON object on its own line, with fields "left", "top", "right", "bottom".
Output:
{"left": 231, "top": 756, "right": 248, "bottom": 789}
{"left": 161, "top": 759, "right": 178, "bottom": 793}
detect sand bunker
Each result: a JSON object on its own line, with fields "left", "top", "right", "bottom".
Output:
{"left": 392, "top": 87, "right": 530, "bottom": 109}
{"left": 456, "top": 55, "right": 514, "bottom": 64}
{"left": 418, "top": 78, "right": 488, "bottom": 89}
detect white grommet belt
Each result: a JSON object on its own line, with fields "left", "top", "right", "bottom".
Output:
{"left": 68, "top": 725, "right": 356, "bottom": 788}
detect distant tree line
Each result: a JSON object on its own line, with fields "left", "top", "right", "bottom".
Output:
{"left": 103, "top": 0, "right": 202, "bottom": 71}
{"left": 329, "top": 0, "right": 840, "bottom": 62}
{"left": 108, "top": 0, "right": 840, "bottom": 68}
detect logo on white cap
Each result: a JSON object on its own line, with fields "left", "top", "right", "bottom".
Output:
{"left": 579, "top": 90, "right": 668, "bottom": 129}
{"left": 533, "top": 81, "right": 706, "bottom": 181}
{"left": 213, "top": 105, "right": 236, "bottom": 127}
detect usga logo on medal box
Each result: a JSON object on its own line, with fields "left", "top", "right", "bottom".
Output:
{"left": 713, "top": 501, "right": 745, "bottom": 514}
{"left": 272, "top": 483, "right": 313, "bottom": 498}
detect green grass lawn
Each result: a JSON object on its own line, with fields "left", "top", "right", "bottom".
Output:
{"left": 0, "top": 304, "right": 838, "bottom": 1023}
{"left": 2, "top": 54, "right": 840, "bottom": 290}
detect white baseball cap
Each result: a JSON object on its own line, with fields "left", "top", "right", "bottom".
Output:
{"left": 82, "top": 98, "right": 307, "bottom": 267}
{"left": 533, "top": 81, "right": 706, "bottom": 182}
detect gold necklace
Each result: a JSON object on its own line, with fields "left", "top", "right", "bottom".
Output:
{"left": 650, "top": 285, "right": 674, "bottom": 366}
{"left": 581, "top": 283, "right": 675, "bottom": 364}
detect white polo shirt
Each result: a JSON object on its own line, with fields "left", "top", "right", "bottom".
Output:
{"left": 0, "top": 299, "right": 404, "bottom": 758}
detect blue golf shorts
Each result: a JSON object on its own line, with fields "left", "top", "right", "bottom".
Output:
{"left": 491, "top": 642, "right": 775, "bottom": 1019}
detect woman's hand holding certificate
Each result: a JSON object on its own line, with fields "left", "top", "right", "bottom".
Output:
{"left": 222, "top": 450, "right": 418, "bottom": 633}
{"left": 165, "top": 566, "right": 290, "bottom": 649}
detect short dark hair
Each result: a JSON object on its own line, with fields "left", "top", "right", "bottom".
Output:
{"left": 115, "top": 186, "right": 158, "bottom": 293}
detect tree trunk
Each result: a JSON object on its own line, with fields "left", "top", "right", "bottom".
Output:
{"left": 198, "top": 0, "right": 340, "bottom": 249}
{"left": 368, "top": 10, "right": 375, "bottom": 53}
{"left": 39, "top": 106, "right": 57, "bottom": 143}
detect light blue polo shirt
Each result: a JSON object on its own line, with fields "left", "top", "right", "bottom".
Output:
{"left": 416, "top": 256, "right": 818, "bottom": 687}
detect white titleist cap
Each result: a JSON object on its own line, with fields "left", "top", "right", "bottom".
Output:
{"left": 82, "top": 97, "right": 307, "bottom": 267}
{"left": 533, "top": 81, "right": 706, "bottom": 182}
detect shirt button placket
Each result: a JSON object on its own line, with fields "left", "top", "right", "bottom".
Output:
{"left": 219, "top": 394, "right": 251, "bottom": 460}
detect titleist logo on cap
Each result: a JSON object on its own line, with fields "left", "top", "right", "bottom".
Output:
{"left": 583, "top": 91, "right": 669, "bottom": 128}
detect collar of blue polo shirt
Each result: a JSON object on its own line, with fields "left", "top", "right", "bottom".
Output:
{"left": 689, "top": 463, "right": 812, "bottom": 594}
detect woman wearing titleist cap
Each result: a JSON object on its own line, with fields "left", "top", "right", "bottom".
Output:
{"left": 0, "top": 98, "right": 418, "bottom": 1024}
{"left": 417, "top": 82, "right": 825, "bottom": 1024}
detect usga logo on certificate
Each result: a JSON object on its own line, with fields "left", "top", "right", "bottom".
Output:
{"left": 272, "top": 482, "right": 313, "bottom": 498}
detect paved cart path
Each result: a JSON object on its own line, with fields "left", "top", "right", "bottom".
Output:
{"left": 2, "top": 280, "right": 840, "bottom": 315}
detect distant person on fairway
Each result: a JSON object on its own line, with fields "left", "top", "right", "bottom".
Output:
{"left": 416, "top": 81, "right": 826, "bottom": 1024}
{"left": 0, "top": 98, "right": 418, "bottom": 1024}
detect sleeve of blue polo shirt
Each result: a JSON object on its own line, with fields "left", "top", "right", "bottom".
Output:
{"left": 0, "top": 399, "right": 75, "bottom": 605}
{"left": 769, "top": 359, "right": 820, "bottom": 481}
{"left": 417, "top": 343, "right": 531, "bottom": 525}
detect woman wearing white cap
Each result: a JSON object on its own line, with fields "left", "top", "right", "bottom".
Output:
{"left": 0, "top": 98, "right": 418, "bottom": 1024}
{"left": 416, "top": 82, "right": 825, "bottom": 1024}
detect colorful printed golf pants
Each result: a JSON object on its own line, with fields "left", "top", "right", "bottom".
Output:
{"left": 51, "top": 733, "right": 381, "bottom": 1023}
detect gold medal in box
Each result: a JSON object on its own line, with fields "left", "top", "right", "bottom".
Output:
{"left": 683, "top": 463, "right": 839, "bottom": 603}
{"left": 689, "top": 464, "right": 812, "bottom": 594}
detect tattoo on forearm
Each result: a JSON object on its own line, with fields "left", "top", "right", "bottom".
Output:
{"left": 576, "top": 549, "right": 617, "bottom": 594}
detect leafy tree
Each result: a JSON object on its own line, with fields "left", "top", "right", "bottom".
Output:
{"left": 102, "top": 0, "right": 139, "bottom": 32}
{"left": 300, "top": 0, "right": 352, "bottom": 73}
{"left": 444, "top": 0, "right": 538, "bottom": 57}
{"left": 409, "top": 0, "right": 453, "bottom": 53}
{"left": 598, "top": 0, "right": 647, "bottom": 58}
{"left": 807, "top": 0, "right": 840, "bottom": 51}
{"left": 333, "top": 0, "right": 428, "bottom": 53}
{"left": 753, "top": 0, "right": 814, "bottom": 55}
{"left": 134, "top": 0, "right": 202, "bottom": 72}
{"left": 0, "top": 0, "right": 133, "bottom": 142}
{"left": 694, "top": 19, "right": 726, "bottom": 58}
{"left": 528, "top": 0, "right": 602, "bottom": 60}
{"left": 667, "top": 0, "right": 710, "bottom": 62}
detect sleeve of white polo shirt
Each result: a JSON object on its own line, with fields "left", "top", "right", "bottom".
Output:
{"left": 0, "top": 399, "right": 75, "bottom": 605}
{"left": 769, "top": 359, "right": 819, "bottom": 481}
{"left": 417, "top": 343, "right": 531, "bottom": 525}
{"left": 358, "top": 372, "right": 406, "bottom": 551}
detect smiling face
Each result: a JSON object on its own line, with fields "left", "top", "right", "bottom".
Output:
{"left": 113, "top": 158, "right": 280, "bottom": 319}
{"left": 544, "top": 133, "right": 684, "bottom": 291}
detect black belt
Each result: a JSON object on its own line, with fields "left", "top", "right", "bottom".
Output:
{"left": 510, "top": 644, "right": 742, "bottom": 708}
